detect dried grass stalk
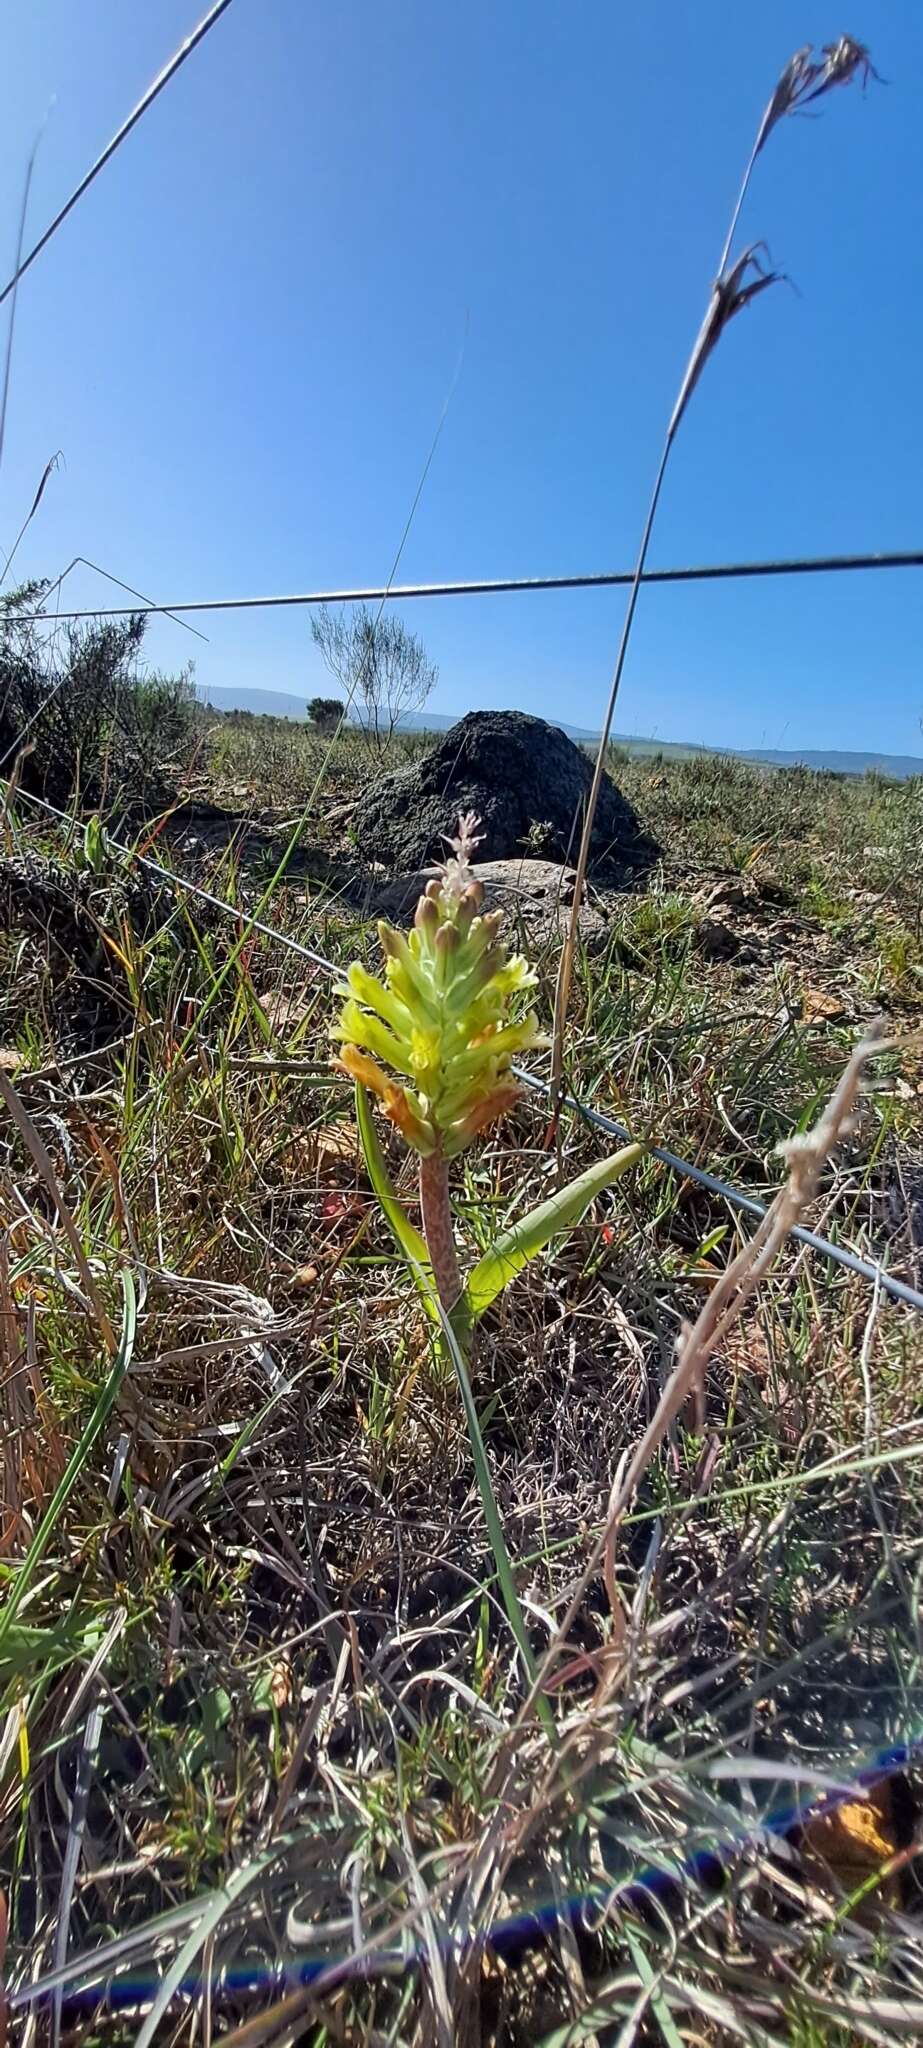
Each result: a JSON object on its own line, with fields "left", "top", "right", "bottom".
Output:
{"left": 0, "top": 1240, "right": 66, "bottom": 1557}
{"left": 532, "top": 1027, "right": 911, "bottom": 1714}
{"left": 0, "top": 1070, "right": 117, "bottom": 1354}
{"left": 551, "top": 37, "right": 879, "bottom": 1108}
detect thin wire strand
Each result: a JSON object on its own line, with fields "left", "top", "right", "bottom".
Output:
{"left": 0, "top": 0, "right": 235, "bottom": 312}
{"left": 10, "top": 546, "right": 923, "bottom": 623}
{"left": 6, "top": 777, "right": 923, "bottom": 1316}
{"left": 0, "top": 560, "right": 209, "bottom": 778}
{"left": 43, "top": 558, "right": 210, "bottom": 643}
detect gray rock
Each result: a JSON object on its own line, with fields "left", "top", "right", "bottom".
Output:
{"left": 352, "top": 710, "right": 653, "bottom": 874}
{"left": 371, "top": 855, "right": 611, "bottom": 947}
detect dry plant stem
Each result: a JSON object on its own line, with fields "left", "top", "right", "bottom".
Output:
{"left": 551, "top": 264, "right": 756, "bottom": 1101}
{"left": 524, "top": 1031, "right": 900, "bottom": 1727}
{"left": 419, "top": 1150, "right": 462, "bottom": 1310}
{"left": 552, "top": 277, "right": 768, "bottom": 1112}
{"left": 550, "top": 37, "right": 876, "bottom": 1107}
{"left": 0, "top": 1070, "right": 117, "bottom": 1354}
{"left": 551, "top": 437, "right": 670, "bottom": 1106}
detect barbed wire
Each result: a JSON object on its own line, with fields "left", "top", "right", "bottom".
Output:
{"left": 5, "top": 776, "right": 922, "bottom": 1315}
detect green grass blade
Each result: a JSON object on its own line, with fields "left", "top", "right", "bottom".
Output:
{"left": 134, "top": 1839, "right": 295, "bottom": 2048}
{"left": 354, "top": 1084, "right": 438, "bottom": 1325}
{"left": 621, "top": 1923, "right": 685, "bottom": 2048}
{"left": 463, "top": 1144, "right": 644, "bottom": 1322}
{"left": 0, "top": 1271, "right": 137, "bottom": 1656}
{"left": 435, "top": 1303, "right": 557, "bottom": 1745}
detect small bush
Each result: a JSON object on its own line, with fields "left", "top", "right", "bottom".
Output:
{"left": 0, "top": 582, "right": 200, "bottom": 813}
{"left": 307, "top": 694, "right": 344, "bottom": 734}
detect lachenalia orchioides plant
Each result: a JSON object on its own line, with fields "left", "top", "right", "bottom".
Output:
{"left": 334, "top": 814, "right": 644, "bottom": 1353}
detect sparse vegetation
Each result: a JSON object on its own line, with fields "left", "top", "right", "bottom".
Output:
{"left": 1, "top": 704, "right": 921, "bottom": 2043}
{"left": 0, "top": 582, "right": 200, "bottom": 810}
{"left": 1, "top": 30, "right": 920, "bottom": 2044}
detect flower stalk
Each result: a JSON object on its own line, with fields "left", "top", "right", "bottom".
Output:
{"left": 418, "top": 1150, "right": 462, "bottom": 1310}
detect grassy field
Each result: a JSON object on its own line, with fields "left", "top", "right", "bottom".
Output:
{"left": 1, "top": 717, "right": 923, "bottom": 2044}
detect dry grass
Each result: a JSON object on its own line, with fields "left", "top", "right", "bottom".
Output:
{"left": 0, "top": 727, "right": 922, "bottom": 2043}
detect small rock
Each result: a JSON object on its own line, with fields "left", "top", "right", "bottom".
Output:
{"left": 371, "top": 857, "right": 609, "bottom": 946}
{"left": 695, "top": 917, "right": 742, "bottom": 961}
{"left": 697, "top": 878, "right": 753, "bottom": 914}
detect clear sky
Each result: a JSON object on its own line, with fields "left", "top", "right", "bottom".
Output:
{"left": 2, "top": 3, "right": 922, "bottom": 755}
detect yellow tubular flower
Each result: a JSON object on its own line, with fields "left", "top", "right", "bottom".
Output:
{"left": 333, "top": 813, "right": 544, "bottom": 1158}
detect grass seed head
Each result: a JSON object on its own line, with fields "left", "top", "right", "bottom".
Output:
{"left": 670, "top": 245, "right": 784, "bottom": 437}
{"left": 756, "top": 35, "right": 881, "bottom": 156}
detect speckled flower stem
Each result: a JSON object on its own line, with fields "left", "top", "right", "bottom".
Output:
{"left": 419, "top": 1150, "right": 462, "bottom": 1311}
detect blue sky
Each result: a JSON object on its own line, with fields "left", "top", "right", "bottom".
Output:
{"left": 2, "top": 3, "right": 922, "bottom": 755}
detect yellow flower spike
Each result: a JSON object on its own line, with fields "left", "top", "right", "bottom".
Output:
{"left": 335, "top": 811, "right": 566, "bottom": 1312}
{"left": 334, "top": 813, "right": 541, "bottom": 1168}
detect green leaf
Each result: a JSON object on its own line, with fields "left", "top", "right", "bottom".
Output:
{"left": 0, "top": 1616, "right": 101, "bottom": 1689}
{"left": 188, "top": 1685, "right": 233, "bottom": 1775}
{"left": 0, "top": 1271, "right": 137, "bottom": 1659}
{"left": 435, "top": 1302, "right": 557, "bottom": 1745}
{"left": 354, "top": 1084, "right": 437, "bottom": 1321}
{"left": 83, "top": 813, "right": 105, "bottom": 873}
{"left": 462, "top": 1143, "right": 644, "bottom": 1323}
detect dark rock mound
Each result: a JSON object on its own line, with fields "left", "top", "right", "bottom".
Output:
{"left": 353, "top": 710, "right": 654, "bottom": 873}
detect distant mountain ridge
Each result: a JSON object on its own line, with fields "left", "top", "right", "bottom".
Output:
{"left": 198, "top": 685, "right": 923, "bottom": 781}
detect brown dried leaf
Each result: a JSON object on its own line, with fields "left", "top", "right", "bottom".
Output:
{"left": 313, "top": 1123, "right": 361, "bottom": 1165}
{"left": 270, "top": 1659, "right": 292, "bottom": 1709}
{"left": 802, "top": 1782, "right": 900, "bottom": 1908}
{"left": 802, "top": 986, "right": 848, "bottom": 1022}
{"left": 257, "top": 986, "right": 317, "bottom": 1033}
{"left": 276, "top": 1123, "right": 362, "bottom": 1185}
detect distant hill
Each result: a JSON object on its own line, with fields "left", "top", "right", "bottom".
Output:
{"left": 739, "top": 746, "right": 923, "bottom": 779}
{"left": 198, "top": 686, "right": 923, "bottom": 781}
{"left": 200, "top": 687, "right": 602, "bottom": 744}
{"left": 202, "top": 685, "right": 319, "bottom": 723}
